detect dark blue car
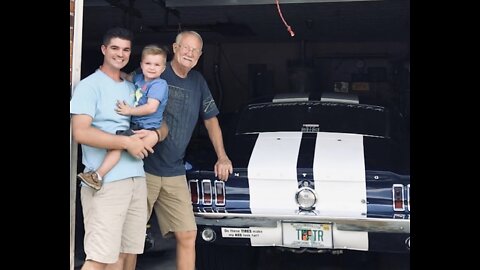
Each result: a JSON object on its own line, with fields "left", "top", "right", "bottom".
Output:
{"left": 183, "top": 92, "right": 410, "bottom": 270}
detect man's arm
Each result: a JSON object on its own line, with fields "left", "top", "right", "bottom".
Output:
{"left": 156, "top": 122, "right": 169, "bottom": 142}
{"left": 134, "top": 121, "right": 169, "bottom": 147}
{"left": 204, "top": 116, "right": 233, "bottom": 181}
{"left": 72, "top": 114, "right": 152, "bottom": 159}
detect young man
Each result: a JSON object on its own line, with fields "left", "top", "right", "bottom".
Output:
{"left": 77, "top": 44, "right": 169, "bottom": 191}
{"left": 71, "top": 27, "right": 160, "bottom": 270}
{"left": 142, "top": 30, "right": 233, "bottom": 270}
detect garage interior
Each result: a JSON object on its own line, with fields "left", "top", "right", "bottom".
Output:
{"left": 72, "top": 1, "right": 410, "bottom": 268}
{"left": 80, "top": 0, "right": 410, "bottom": 117}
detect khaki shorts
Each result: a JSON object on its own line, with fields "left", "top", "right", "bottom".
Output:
{"left": 146, "top": 173, "right": 197, "bottom": 237}
{"left": 81, "top": 177, "right": 147, "bottom": 264}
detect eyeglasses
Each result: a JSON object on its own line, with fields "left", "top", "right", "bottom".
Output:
{"left": 176, "top": 43, "right": 202, "bottom": 56}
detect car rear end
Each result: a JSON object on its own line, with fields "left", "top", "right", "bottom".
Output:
{"left": 186, "top": 94, "right": 410, "bottom": 269}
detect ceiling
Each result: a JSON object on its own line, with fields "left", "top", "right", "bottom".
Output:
{"left": 81, "top": 0, "right": 410, "bottom": 49}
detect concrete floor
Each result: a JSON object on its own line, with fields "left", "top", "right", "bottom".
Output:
{"left": 75, "top": 247, "right": 409, "bottom": 270}
{"left": 136, "top": 249, "right": 176, "bottom": 270}
{"left": 74, "top": 249, "right": 176, "bottom": 270}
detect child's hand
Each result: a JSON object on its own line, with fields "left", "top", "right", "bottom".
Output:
{"left": 115, "top": 100, "right": 132, "bottom": 115}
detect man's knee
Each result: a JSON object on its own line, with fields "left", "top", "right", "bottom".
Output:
{"left": 175, "top": 230, "right": 197, "bottom": 244}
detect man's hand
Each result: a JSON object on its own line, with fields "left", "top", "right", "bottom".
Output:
{"left": 134, "top": 129, "right": 158, "bottom": 149}
{"left": 125, "top": 134, "right": 151, "bottom": 159}
{"left": 214, "top": 156, "right": 233, "bottom": 181}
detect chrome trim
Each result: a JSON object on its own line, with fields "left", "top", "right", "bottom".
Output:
{"left": 201, "top": 227, "right": 216, "bottom": 242}
{"left": 195, "top": 212, "right": 409, "bottom": 233}
{"left": 406, "top": 184, "right": 410, "bottom": 212}
{"left": 295, "top": 187, "right": 317, "bottom": 210}
{"left": 195, "top": 216, "right": 278, "bottom": 227}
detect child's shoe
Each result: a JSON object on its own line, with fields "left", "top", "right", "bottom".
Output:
{"left": 77, "top": 171, "right": 102, "bottom": 190}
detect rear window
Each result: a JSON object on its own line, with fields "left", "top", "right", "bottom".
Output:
{"left": 235, "top": 101, "right": 388, "bottom": 137}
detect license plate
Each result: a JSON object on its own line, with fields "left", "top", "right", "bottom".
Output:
{"left": 282, "top": 222, "right": 333, "bottom": 248}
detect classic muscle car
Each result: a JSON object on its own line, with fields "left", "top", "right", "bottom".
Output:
{"left": 186, "top": 92, "right": 410, "bottom": 269}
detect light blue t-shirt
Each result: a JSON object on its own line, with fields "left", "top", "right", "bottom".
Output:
{"left": 70, "top": 69, "right": 145, "bottom": 183}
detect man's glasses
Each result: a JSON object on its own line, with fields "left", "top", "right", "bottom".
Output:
{"left": 176, "top": 43, "right": 202, "bottom": 56}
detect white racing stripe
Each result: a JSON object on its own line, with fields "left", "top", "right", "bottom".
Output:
{"left": 247, "top": 131, "right": 368, "bottom": 250}
{"left": 313, "top": 132, "right": 366, "bottom": 215}
{"left": 247, "top": 132, "right": 302, "bottom": 214}
{"left": 313, "top": 132, "right": 368, "bottom": 250}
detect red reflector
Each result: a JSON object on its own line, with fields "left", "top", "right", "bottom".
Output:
{"left": 394, "top": 199, "right": 403, "bottom": 209}
{"left": 202, "top": 180, "right": 212, "bottom": 205}
{"left": 215, "top": 181, "right": 225, "bottom": 206}
{"left": 189, "top": 180, "right": 199, "bottom": 204}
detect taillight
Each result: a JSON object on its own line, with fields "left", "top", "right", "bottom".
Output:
{"left": 202, "top": 180, "right": 212, "bottom": 205}
{"left": 392, "top": 184, "right": 405, "bottom": 211}
{"left": 214, "top": 180, "right": 225, "bottom": 206}
{"left": 188, "top": 180, "right": 199, "bottom": 204}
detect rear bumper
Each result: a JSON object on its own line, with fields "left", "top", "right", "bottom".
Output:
{"left": 194, "top": 212, "right": 410, "bottom": 253}
{"left": 195, "top": 212, "right": 409, "bottom": 233}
